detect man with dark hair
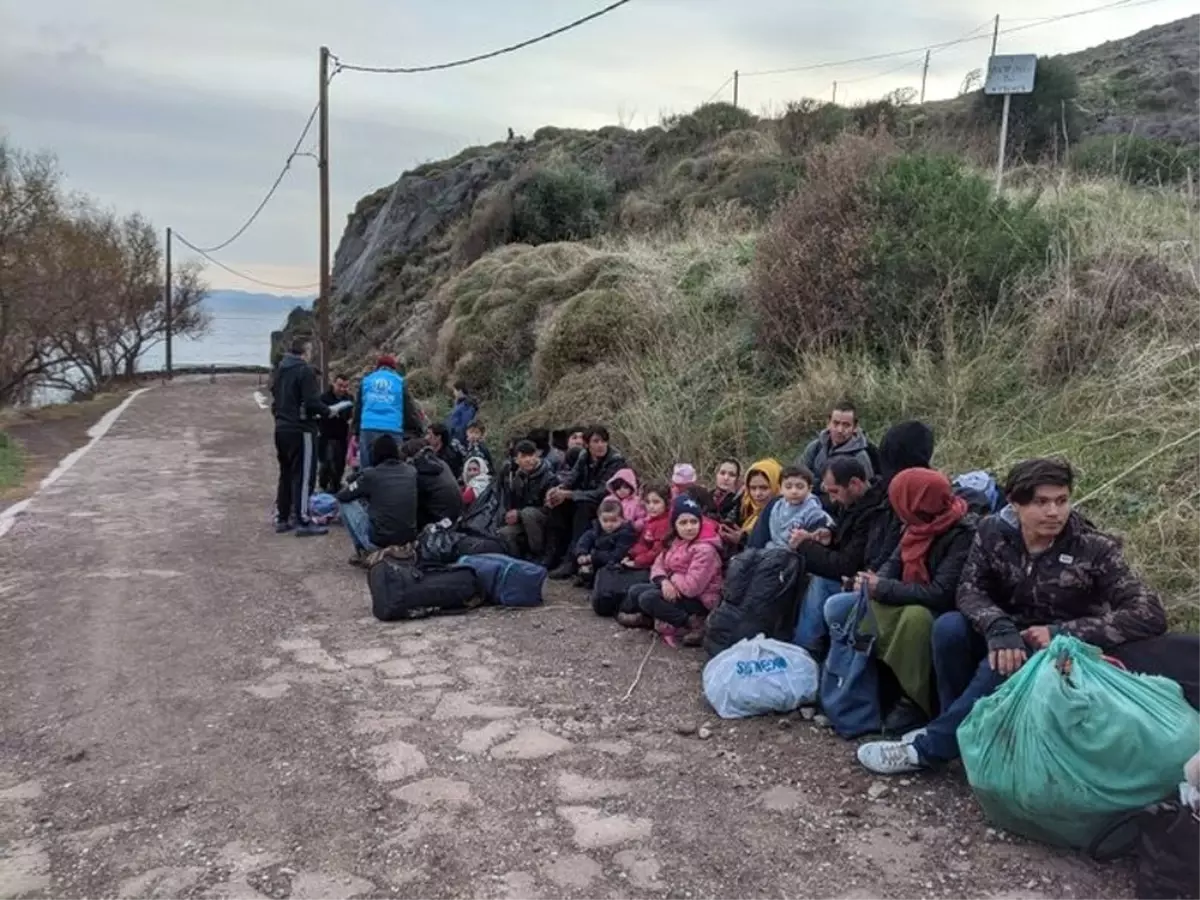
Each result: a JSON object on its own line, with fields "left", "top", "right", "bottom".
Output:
{"left": 498, "top": 439, "right": 557, "bottom": 559}
{"left": 785, "top": 456, "right": 895, "bottom": 657}
{"left": 426, "top": 423, "right": 465, "bottom": 480}
{"left": 798, "top": 401, "right": 878, "bottom": 504}
{"left": 336, "top": 434, "right": 419, "bottom": 566}
{"left": 271, "top": 338, "right": 333, "bottom": 536}
{"left": 544, "top": 425, "right": 626, "bottom": 578}
{"left": 354, "top": 354, "right": 426, "bottom": 469}
{"left": 857, "top": 457, "right": 1174, "bottom": 776}
{"left": 318, "top": 373, "right": 354, "bottom": 492}
{"left": 403, "top": 437, "right": 463, "bottom": 528}
{"left": 527, "top": 427, "right": 564, "bottom": 471}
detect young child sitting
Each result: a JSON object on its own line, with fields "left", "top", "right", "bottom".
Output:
{"left": 619, "top": 496, "right": 724, "bottom": 647}
{"left": 574, "top": 499, "right": 637, "bottom": 588}
{"left": 622, "top": 483, "right": 671, "bottom": 570}
{"left": 605, "top": 467, "right": 648, "bottom": 533}
{"left": 591, "top": 483, "right": 671, "bottom": 618}
{"left": 767, "top": 465, "right": 833, "bottom": 551}
{"left": 670, "top": 463, "right": 697, "bottom": 498}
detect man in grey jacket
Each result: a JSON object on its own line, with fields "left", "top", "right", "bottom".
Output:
{"left": 797, "top": 401, "right": 878, "bottom": 504}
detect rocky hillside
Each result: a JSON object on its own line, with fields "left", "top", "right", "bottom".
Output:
{"left": 1064, "top": 14, "right": 1199, "bottom": 143}
{"left": 319, "top": 15, "right": 1197, "bottom": 376}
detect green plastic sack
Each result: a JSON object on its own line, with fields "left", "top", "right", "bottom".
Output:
{"left": 958, "top": 633, "right": 1200, "bottom": 849}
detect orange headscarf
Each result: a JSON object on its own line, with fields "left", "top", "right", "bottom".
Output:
{"left": 888, "top": 468, "right": 968, "bottom": 584}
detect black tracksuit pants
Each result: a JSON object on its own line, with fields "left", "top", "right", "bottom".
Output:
{"left": 275, "top": 429, "right": 317, "bottom": 524}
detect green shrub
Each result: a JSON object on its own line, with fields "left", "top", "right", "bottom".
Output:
{"left": 865, "top": 154, "right": 1053, "bottom": 342}
{"left": 778, "top": 99, "right": 849, "bottom": 155}
{"left": 532, "top": 289, "right": 651, "bottom": 392}
{"left": 1073, "top": 134, "right": 1200, "bottom": 185}
{"left": 972, "top": 56, "right": 1082, "bottom": 161}
{"left": 511, "top": 164, "right": 613, "bottom": 245}
{"left": 750, "top": 140, "right": 1053, "bottom": 357}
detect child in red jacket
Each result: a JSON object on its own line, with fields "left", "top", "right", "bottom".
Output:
{"left": 590, "top": 483, "right": 669, "bottom": 618}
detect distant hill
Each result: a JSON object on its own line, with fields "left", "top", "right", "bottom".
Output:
{"left": 1064, "top": 14, "right": 1199, "bottom": 143}
{"left": 205, "top": 290, "right": 314, "bottom": 316}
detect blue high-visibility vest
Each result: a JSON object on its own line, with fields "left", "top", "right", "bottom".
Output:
{"left": 359, "top": 368, "right": 405, "bottom": 433}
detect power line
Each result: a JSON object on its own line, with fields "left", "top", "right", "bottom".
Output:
{"left": 839, "top": 55, "right": 926, "bottom": 84}
{"left": 174, "top": 232, "right": 320, "bottom": 292}
{"left": 740, "top": 0, "right": 1148, "bottom": 77}
{"left": 331, "top": 0, "right": 635, "bottom": 74}
{"left": 186, "top": 101, "right": 321, "bottom": 253}
{"left": 703, "top": 74, "right": 734, "bottom": 104}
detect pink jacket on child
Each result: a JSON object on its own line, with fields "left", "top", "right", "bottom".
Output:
{"left": 650, "top": 533, "right": 725, "bottom": 611}
{"left": 604, "top": 467, "right": 648, "bottom": 532}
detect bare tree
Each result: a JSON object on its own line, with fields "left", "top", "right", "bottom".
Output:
{"left": 0, "top": 141, "right": 67, "bottom": 403}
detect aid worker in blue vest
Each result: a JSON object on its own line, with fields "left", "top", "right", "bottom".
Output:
{"left": 353, "top": 354, "right": 427, "bottom": 469}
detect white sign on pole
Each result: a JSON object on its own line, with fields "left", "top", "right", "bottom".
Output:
{"left": 984, "top": 54, "right": 1038, "bottom": 95}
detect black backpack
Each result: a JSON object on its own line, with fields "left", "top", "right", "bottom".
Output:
{"left": 368, "top": 558, "right": 482, "bottom": 621}
{"left": 1090, "top": 800, "right": 1199, "bottom": 899}
{"left": 704, "top": 548, "right": 804, "bottom": 657}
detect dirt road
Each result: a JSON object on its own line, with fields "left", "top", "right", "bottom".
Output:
{"left": 0, "top": 377, "right": 1135, "bottom": 899}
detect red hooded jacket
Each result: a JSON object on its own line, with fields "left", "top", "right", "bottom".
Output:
{"left": 627, "top": 511, "right": 671, "bottom": 569}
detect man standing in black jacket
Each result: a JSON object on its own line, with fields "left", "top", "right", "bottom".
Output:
{"left": 318, "top": 373, "right": 354, "bottom": 492}
{"left": 337, "top": 434, "right": 419, "bottom": 566}
{"left": 271, "top": 339, "right": 333, "bottom": 536}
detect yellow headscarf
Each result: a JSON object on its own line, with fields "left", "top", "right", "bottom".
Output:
{"left": 740, "top": 458, "right": 783, "bottom": 534}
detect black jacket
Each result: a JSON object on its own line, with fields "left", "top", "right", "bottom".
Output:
{"left": 797, "top": 479, "right": 895, "bottom": 581}
{"left": 318, "top": 389, "right": 353, "bottom": 442}
{"left": 575, "top": 521, "right": 638, "bottom": 567}
{"left": 874, "top": 516, "right": 978, "bottom": 614}
{"left": 437, "top": 442, "right": 465, "bottom": 480}
{"left": 560, "top": 447, "right": 627, "bottom": 505}
{"left": 271, "top": 354, "right": 329, "bottom": 433}
{"left": 411, "top": 448, "right": 463, "bottom": 528}
{"left": 336, "top": 459, "right": 418, "bottom": 547}
{"left": 507, "top": 459, "right": 557, "bottom": 511}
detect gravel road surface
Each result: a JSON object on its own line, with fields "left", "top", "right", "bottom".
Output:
{"left": 0, "top": 377, "right": 1135, "bottom": 899}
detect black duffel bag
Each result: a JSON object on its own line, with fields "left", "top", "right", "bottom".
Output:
{"left": 369, "top": 558, "right": 482, "bottom": 622}
{"left": 452, "top": 534, "right": 507, "bottom": 558}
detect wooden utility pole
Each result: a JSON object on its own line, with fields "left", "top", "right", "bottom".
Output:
{"left": 317, "top": 45, "right": 332, "bottom": 380}
{"left": 920, "top": 49, "right": 931, "bottom": 104}
{"left": 991, "top": 15, "right": 1000, "bottom": 56}
{"left": 832, "top": 80, "right": 838, "bottom": 103}
{"left": 164, "top": 226, "right": 173, "bottom": 379}
{"left": 732, "top": 70, "right": 739, "bottom": 108}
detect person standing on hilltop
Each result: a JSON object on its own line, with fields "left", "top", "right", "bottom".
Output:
{"left": 271, "top": 338, "right": 333, "bottom": 536}
{"left": 354, "top": 355, "right": 425, "bottom": 469}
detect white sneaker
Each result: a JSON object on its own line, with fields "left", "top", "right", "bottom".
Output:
{"left": 857, "top": 740, "right": 923, "bottom": 775}
{"left": 901, "top": 727, "right": 927, "bottom": 744}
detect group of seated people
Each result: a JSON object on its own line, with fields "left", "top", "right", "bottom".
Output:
{"left": 324, "top": 365, "right": 1199, "bottom": 782}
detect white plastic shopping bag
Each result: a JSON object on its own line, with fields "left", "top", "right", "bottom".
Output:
{"left": 702, "top": 634, "right": 819, "bottom": 719}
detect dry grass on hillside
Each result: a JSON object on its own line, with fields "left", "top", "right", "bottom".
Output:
{"left": 437, "top": 173, "right": 1198, "bottom": 628}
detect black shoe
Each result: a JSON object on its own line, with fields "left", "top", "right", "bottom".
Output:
{"left": 882, "top": 698, "right": 927, "bottom": 737}
{"left": 548, "top": 561, "right": 577, "bottom": 580}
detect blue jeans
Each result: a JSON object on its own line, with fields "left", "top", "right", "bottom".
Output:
{"left": 341, "top": 500, "right": 377, "bottom": 553}
{"left": 793, "top": 576, "right": 842, "bottom": 654}
{"left": 359, "top": 429, "right": 399, "bottom": 469}
{"left": 912, "top": 612, "right": 1000, "bottom": 765}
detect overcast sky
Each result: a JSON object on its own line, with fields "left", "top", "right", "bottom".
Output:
{"left": 2, "top": 0, "right": 1194, "bottom": 296}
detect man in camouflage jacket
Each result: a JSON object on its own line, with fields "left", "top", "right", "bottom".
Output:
{"left": 856, "top": 458, "right": 1170, "bottom": 776}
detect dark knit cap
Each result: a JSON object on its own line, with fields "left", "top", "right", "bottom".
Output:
{"left": 671, "top": 495, "right": 703, "bottom": 525}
